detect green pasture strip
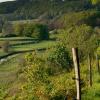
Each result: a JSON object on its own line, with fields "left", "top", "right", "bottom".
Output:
{"left": 10, "top": 41, "right": 37, "bottom": 45}
{"left": 0, "top": 40, "right": 36, "bottom": 44}
{"left": 0, "top": 41, "right": 57, "bottom": 59}
{"left": 0, "top": 40, "right": 38, "bottom": 48}
{"left": 0, "top": 37, "right": 37, "bottom": 41}
{"left": 11, "top": 41, "right": 57, "bottom": 51}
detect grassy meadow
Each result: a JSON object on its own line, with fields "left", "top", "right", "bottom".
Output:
{"left": 0, "top": 0, "right": 100, "bottom": 99}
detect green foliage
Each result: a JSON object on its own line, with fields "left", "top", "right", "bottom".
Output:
{"left": 47, "top": 44, "right": 72, "bottom": 70}
{"left": 29, "top": 23, "right": 49, "bottom": 40}
{"left": 14, "top": 23, "right": 26, "bottom": 36}
{"left": 0, "top": 87, "right": 7, "bottom": 100}
{"left": 23, "top": 23, "right": 34, "bottom": 37}
{"left": 0, "top": 1, "right": 18, "bottom": 14}
{"left": 59, "top": 24, "right": 98, "bottom": 59}
{"left": 0, "top": 1, "right": 99, "bottom": 100}
{"left": 56, "top": 10, "right": 100, "bottom": 29}
{"left": 0, "top": 54, "right": 25, "bottom": 99}
{"left": 11, "top": 50, "right": 74, "bottom": 100}
{"left": 13, "top": 23, "right": 49, "bottom": 40}
{"left": 91, "top": 0, "right": 100, "bottom": 5}
{"left": 0, "top": 0, "right": 92, "bottom": 20}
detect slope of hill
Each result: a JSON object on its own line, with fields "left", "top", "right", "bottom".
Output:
{"left": 0, "top": 0, "right": 100, "bottom": 100}
{"left": 0, "top": 0, "right": 93, "bottom": 20}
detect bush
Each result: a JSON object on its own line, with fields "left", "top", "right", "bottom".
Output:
{"left": 13, "top": 23, "right": 26, "bottom": 36}
{"left": 31, "top": 24, "right": 49, "bottom": 40}
{"left": 12, "top": 50, "right": 74, "bottom": 100}
{"left": 55, "top": 10, "right": 100, "bottom": 29}
{"left": 47, "top": 44, "right": 72, "bottom": 70}
{"left": 13, "top": 23, "right": 49, "bottom": 40}
{"left": 23, "top": 23, "right": 34, "bottom": 37}
{"left": 91, "top": 0, "right": 100, "bottom": 5}
{"left": 59, "top": 24, "right": 98, "bottom": 60}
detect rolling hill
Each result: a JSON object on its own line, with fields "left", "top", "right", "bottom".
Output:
{"left": 0, "top": 0, "right": 93, "bottom": 20}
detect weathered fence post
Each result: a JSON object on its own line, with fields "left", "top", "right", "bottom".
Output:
{"left": 96, "top": 53, "right": 100, "bottom": 74}
{"left": 72, "top": 48, "right": 81, "bottom": 100}
{"left": 2, "top": 41, "right": 10, "bottom": 53}
{"left": 88, "top": 54, "right": 92, "bottom": 87}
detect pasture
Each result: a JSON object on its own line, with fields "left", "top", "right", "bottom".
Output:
{"left": 0, "top": 36, "right": 57, "bottom": 57}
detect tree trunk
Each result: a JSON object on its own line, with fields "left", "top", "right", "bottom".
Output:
{"left": 96, "top": 53, "right": 100, "bottom": 74}
{"left": 72, "top": 48, "right": 81, "bottom": 100}
{"left": 88, "top": 54, "right": 92, "bottom": 87}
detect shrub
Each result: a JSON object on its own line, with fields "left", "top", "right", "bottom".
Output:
{"left": 13, "top": 23, "right": 26, "bottom": 36}
{"left": 13, "top": 23, "right": 49, "bottom": 40}
{"left": 47, "top": 44, "right": 72, "bottom": 70}
{"left": 13, "top": 50, "right": 74, "bottom": 100}
{"left": 31, "top": 24, "right": 49, "bottom": 40}
{"left": 59, "top": 24, "right": 98, "bottom": 60}
{"left": 91, "top": 0, "right": 100, "bottom": 5}
{"left": 55, "top": 10, "right": 100, "bottom": 29}
{"left": 23, "top": 23, "right": 34, "bottom": 37}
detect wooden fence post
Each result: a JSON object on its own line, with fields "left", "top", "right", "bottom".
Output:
{"left": 96, "top": 53, "right": 100, "bottom": 74}
{"left": 88, "top": 54, "right": 92, "bottom": 87}
{"left": 2, "top": 41, "right": 9, "bottom": 53}
{"left": 72, "top": 48, "right": 81, "bottom": 100}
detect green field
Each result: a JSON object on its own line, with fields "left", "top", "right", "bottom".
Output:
{"left": 0, "top": 36, "right": 57, "bottom": 57}
{"left": 0, "top": 35, "right": 57, "bottom": 99}
{"left": 11, "top": 41, "right": 57, "bottom": 51}
{"left": 0, "top": 48, "right": 100, "bottom": 100}
{"left": 0, "top": 37, "right": 35, "bottom": 41}
{"left": 0, "top": 32, "right": 99, "bottom": 99}
{"left": 0, "top": 54, "right": 24, "bottom": 99}
{"left": 0, "top": 0, "right": 99, "bottom": 99}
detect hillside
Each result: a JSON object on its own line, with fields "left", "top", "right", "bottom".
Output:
{"left": 0, "top": 0, "right": 93, "bottom": 20}
{"left": 0, "top": 0, "right": 100, "bottom": 100}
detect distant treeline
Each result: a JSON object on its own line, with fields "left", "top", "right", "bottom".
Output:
{"left": 0, "top": 0, "right": 99, "bottom": 21}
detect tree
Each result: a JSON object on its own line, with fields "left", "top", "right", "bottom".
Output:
{"left": 23, "top": 23, "right": 33, "bottom": 37}
{"left": 31, "top": 24, "right": 49, "bottom": 40}
{"left": 13, "top": 23, "right": 49, "bottom": 40}
{"left": 91, "top": 0, "right": 100, "bottom": 5}
{"left": 59, "top": 24, "right": 98, "bottom": 59}
{"left": 47, "top": 44, "right": 72, "bottom": 70}
{"left": 13, "top": 23, "right": 26, "bottom": 36}
{"left": 23, "top": 23, "right": 49, "bottom": 40}
{"left": 2, "top": 21, "right": 14, "bottom": 37}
